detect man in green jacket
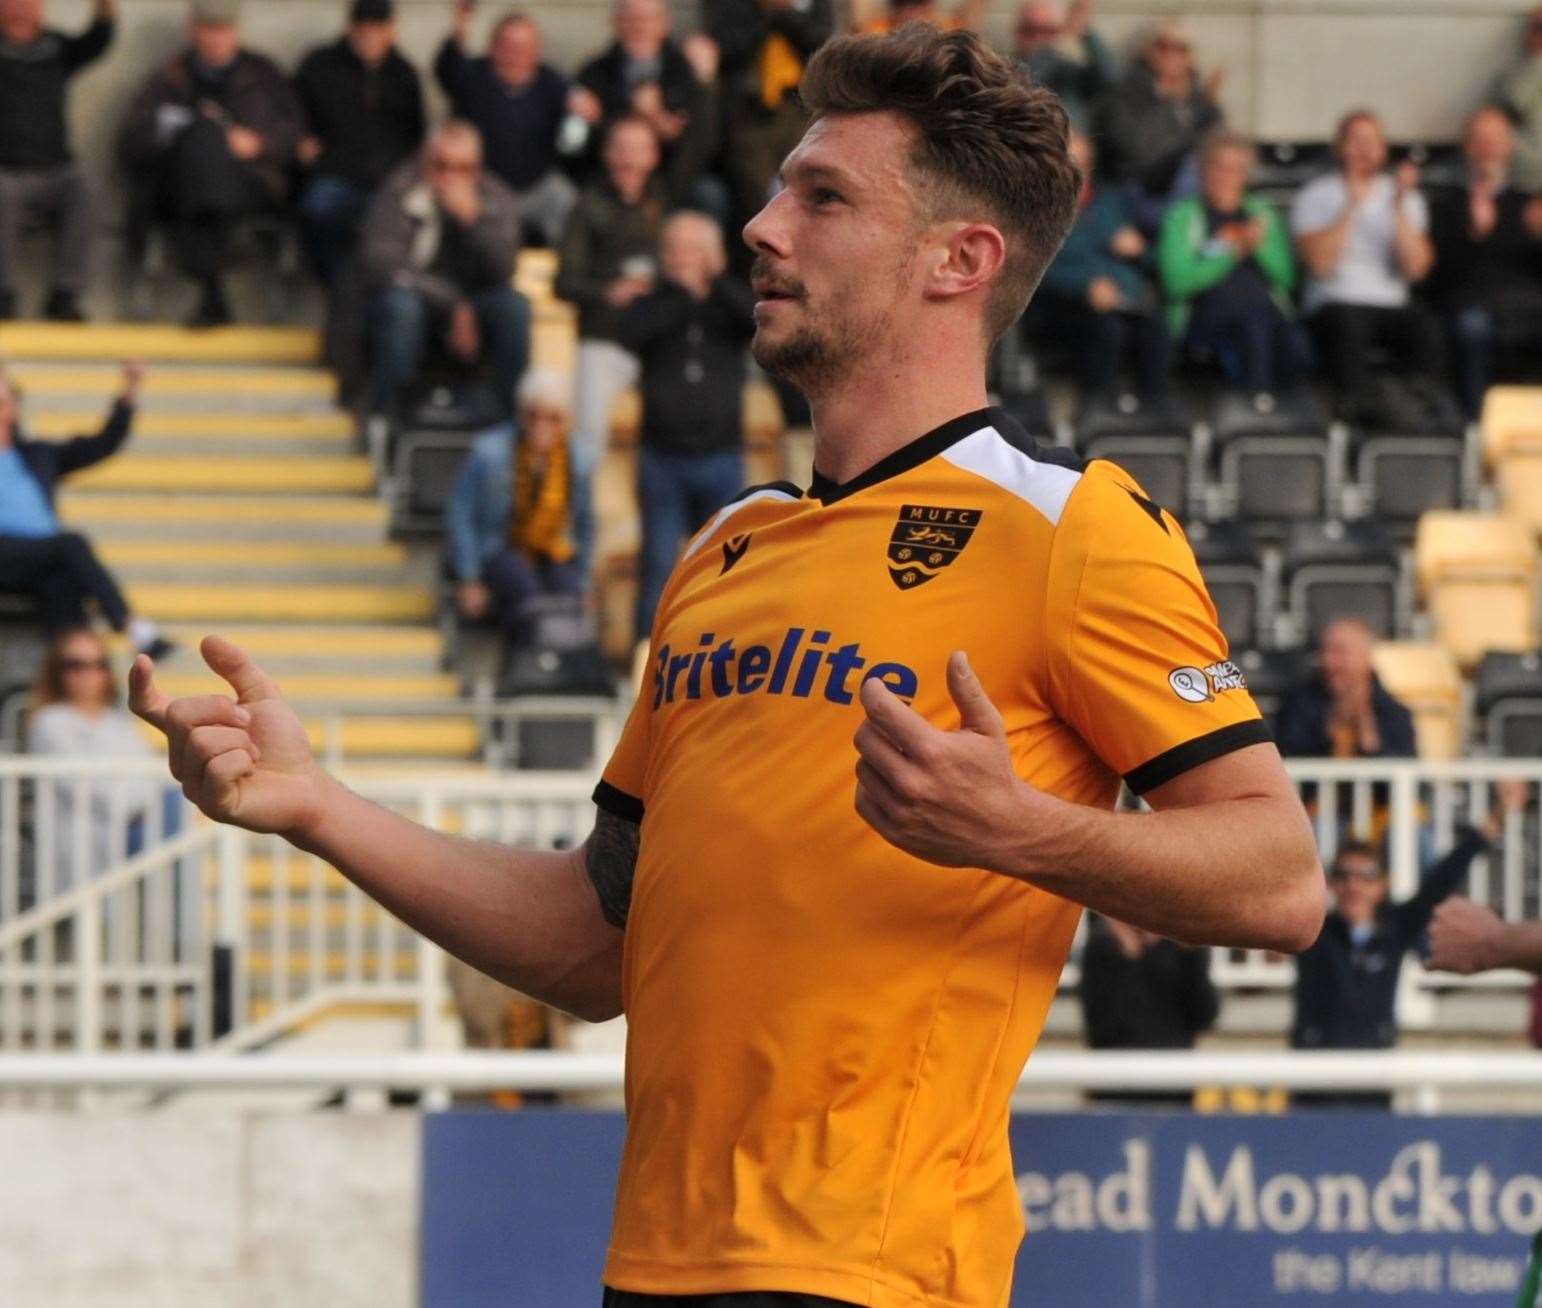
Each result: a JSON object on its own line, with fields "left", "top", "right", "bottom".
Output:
{"left": 1157, "top": 131, "right": 1310, "bottom": 399}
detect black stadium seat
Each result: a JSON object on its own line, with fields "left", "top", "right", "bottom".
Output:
{"left": 1076, "top": 403, "right": 1195, "bottom": 517}
{"left": 1280, "top": 518, "right": 1404, "bottom": 641}
{"left": 1475, "top": 651, "right": 1542, "bottom": 758}
{"left": 1208, "top": 390, "right": 1339, "bottom": 530}
{"left": 1352, "top": 426, "right": 1468, "bottom": 529}
{"left": 1230, "top": 647, "right": 1310, "bottom": 721}
{"left": 1187, "top": 520, "right": 1269, "bottom": 652}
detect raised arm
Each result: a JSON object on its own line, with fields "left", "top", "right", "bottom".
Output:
{"left": 130, "top": 636, "right": 628, "bottom": 1021}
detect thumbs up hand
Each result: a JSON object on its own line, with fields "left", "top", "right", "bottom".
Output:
{"left": 853, "top": 650, "right": 1035, "bottom": 872}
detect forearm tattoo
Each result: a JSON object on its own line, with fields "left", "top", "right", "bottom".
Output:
{"left": 586, "top": 810, "right": 640, "bottom": 929}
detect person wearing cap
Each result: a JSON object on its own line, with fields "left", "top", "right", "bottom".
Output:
{"left": 118, "top": 0, "right": 303, "bottom": 327}
{"left": 0, "top": 0, "right": 116, "bottom": 322}
{"left": 293, "top": 0, "right": 425, "bottom": 284}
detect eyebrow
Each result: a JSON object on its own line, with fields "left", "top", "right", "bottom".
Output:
{"left": 778, "top": 161, "right": 857, "bottom": 192}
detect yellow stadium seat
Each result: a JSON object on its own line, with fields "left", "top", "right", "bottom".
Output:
{"left": 1497, "top": 453, "right": 1542, "bottom": 536}
{"left": 515, "top": 247, "right": 559, "bottom": 302}
{"left": 1415, "top": 512, "right": 1538, "bottom": 669}
{"left": 1370, "top": 641, "right": 1465, "bottom": 759}
{"left": 595, "top": 444, "right": 640, "bottom": 565}
{"left": 1481, "top": 385, "right": 1542, "bottom": 467}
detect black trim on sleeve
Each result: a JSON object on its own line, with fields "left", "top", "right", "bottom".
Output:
{"left": 1123, "top": 719, "right": 1275, "bottom": 795}
{"left": 592, "top": 779, "right": 644, "bottom": 823}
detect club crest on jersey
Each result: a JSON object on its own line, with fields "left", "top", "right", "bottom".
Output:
{"left": 886, "top": 504, "right": 983, "bottom": 590}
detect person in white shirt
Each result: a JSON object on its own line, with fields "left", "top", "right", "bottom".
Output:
{"left": 1290, "top": 108, "right": 1448, "bottom": 423}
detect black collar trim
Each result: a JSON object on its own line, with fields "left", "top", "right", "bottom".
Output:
{"left": 806, "top": 407, "right": 997, "bottom": 505}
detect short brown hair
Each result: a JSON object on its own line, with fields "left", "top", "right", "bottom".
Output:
{"left": 799, "top": 26, "right": 1081, "bottom": 342}
{"left": 31, "top": 628, "right": 117, "bottom": 712}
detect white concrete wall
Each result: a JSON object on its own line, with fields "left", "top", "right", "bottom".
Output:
{"left": 0, "top": 1112, "right": 419, "bottom": 1308}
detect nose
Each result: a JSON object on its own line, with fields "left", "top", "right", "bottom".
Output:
{"left": 742, "top": 186, "right": 791, "bottom": 261}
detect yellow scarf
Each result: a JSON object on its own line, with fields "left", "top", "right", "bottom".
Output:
{"left": 758, "top": 32, "right": 805, "bottom": 110}
{"left": 511, "top": 437, "right": 576, "bottom": 565}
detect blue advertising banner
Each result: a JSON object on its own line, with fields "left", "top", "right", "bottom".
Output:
{"left": 421, "top": 1112, "right": 1542, "bottom": 1307}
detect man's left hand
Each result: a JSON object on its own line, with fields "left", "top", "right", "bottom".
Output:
{"left": 448, "top": 300, "right": 479, "bottom": 361}
{"left": 854, "top": 651, "right": 1034, "bottom": 871}
{"left": 121, "top": 359, "right": 145, "bottom": 404}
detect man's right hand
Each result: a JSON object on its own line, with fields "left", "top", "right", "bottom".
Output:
{"left": 457, "top": 580, "right": 491, "bottom": 620}
{"left": 605, "top": 276, "right": 652, "bottom": 308}
{"left": 1087, "top": 277, "right": 1122, "bottom": 312}
{"left": 130, "top": 635, "right": 331, "bottom": 839}
{"left": 451, "top": 0, "right": 473, "bottom": 38}
{"left": 448, "top": 300, "right": 480, "bottom": 360}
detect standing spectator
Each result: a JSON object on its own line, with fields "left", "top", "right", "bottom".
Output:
{"left": 705, "top": 0, "right": 836, "bottom": 229}
{"left": 1491, "top": 4, "right": 1542, "bottom": 192}
{"left": 118, "top": 0, "right": 303, "bottom": 328}
{"left": 1275, "top": 617, "right": 1416, "bottom": 760}
{"left": 434, "top": 2, "right": 575, "bottom": 247}
{"left": 1099, "top": 18, "right": 1222, "bottom": 228}
{"left": 1079, "top": 914, "right": 1218, "bottom": 1106}
{"left": 1426, "top": 107, "right": 1542, "bottom": 420}
{"left": 1290, "top": 109, "right": 1448, "bottom": 428}
{"left": 292, "top": 0, "right": 425, "bottom": 284}
{"left": 360, "top": 120, "right": 528, "bottom": 423}
{"left": 0, "top": 0, "right": 114, "bottom": 322}
{"left": 1291, "top": 783, "right": 1528, "bottom": 1106}
{"left": 1008, "top": 0, "right": 1116, "bottom": 134}
{"left": 1158, "top": 131, "right": 1308, "bottom": 400}
{"left": 447, "top": 369, "right": 583, "bottom": 652}
{"left": 617, "top": 212, "right": 755, "bottom": 641}
{"left": 571, "top": 0, "right": 722, "bottom": 214}
{"left": 1027, "top": 131, "right": 1171, "bottom": 415}
{"left": 0, "top": 362, "right": 172, "bottom": 661}
{"left": 555, "top": 115, "right": 668, "bottom": 581}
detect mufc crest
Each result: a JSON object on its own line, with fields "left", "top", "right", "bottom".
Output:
{"left": 886, "top": 504, "right": 983, "bottom": 589}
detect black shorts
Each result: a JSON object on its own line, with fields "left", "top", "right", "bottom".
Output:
{"left": 602, "top": 1292, "right": 855, "bottom": 1307}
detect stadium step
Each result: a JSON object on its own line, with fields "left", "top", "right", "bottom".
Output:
{"left": 7, "top": 363, "right": 334, "bottom": 409}
{"left": 69, "top": 453, "right": 374, "bottom": 495}
{"left": 155, "top": 669, "right": 458, "bottom": 703}
{"left": 154, "top": 624, "right": 442, "bottom": 674}
{"left": 246, "top": 950, "right": 419, "bottom": 981}
{"left": 140, "top": 712, "right": 479, "bottom": 758}
{"left": 125, "top": 582, "right": 433, "bottom": 623}
{"left": 30, "top": 409, "right": 354, "bottom": 457}
{"left": 59, "top": 491, "right": 388, "bottom": 543}
{"left": 0, "top": 322, "right": 321, "bottom": 364}
{"left": 99, "top": 539, "right": 411, "bottom": 586}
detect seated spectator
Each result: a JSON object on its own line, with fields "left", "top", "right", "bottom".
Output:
{"left": 292, "top": 0, "right": 425, "bottom": 284}
{"left": 1291, "top": 109, "right": 1449, "bottom": 429}
{"left": 447, "top": 369, "right": 583, "bottom": 652}
{"left": 705, "top": 0, "right": 836, "bottom": 229}
{"left": 1491, "top": 4, "right": 1542, "bottom": 192}
{"left": 118, "top": 0, "right": 302, "bottom": 328}
{"left": 1158, "top": 131, "right": 1309, "bottom": 401}
{"left": 1078, "top": 913, "right": 1218, "bottom": 1106}
{"left": 1026, "top": 130, "right": 1171, "bottom": 416}
{"left": 1274, "top": 617, "right": 1415, "bottom": 760}
{"left": 27, "top": 628, "right": 172, "bottom": 891}
{"left": 0, "top": 0, "right": 114, "bottom": 322}
{"left": 570, "top": 0, "right": 723, "bottom": 216}
{"left": 1099, "top": 18, "right": 1223, "bottom": 229}
{"left": 555, "top": 115, "right": 668, "bottom": 580}
{"left": 434, "top": 2, "right": 575, "bottom": 247}
{"left": 854, "top": 0, "right": 986, "bottom": 34}
{"left": 1291, "top": 782, "right": 1528, "bottom": 1107}
{"left": 617, "top": 211, "right": 755, "bottom": 642}
{"left": 1008, "top": 0, "right": 1116, "bottom": 134}
{"left": 0, "top": 362, "right": 172, "bottom": 661}
{"left": 360, "top": 120, "right": 528, "bottom": 423}
{"left": 1426, "top": 106, "right": 1542, "bottom": 419}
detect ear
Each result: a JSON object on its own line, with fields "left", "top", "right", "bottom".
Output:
{"left": 923, "top": 221, "right": 1008, "bottom": 305}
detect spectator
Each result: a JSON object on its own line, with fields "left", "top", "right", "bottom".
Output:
{"left": 1430, "top": 894, "right": 1542, "bottom": 976}
{"left": 617, "top": 211, "right": 755, "bottom": 641}
{"left": 1099, "top": 18, "right": 1223, "bottom": 228}
{"left": 0, "top": 0, "right": 114, "bottom": 322}
{"left": 555, "top": 114, "right": 668, "bottom": 580}
{"left": 447, "top": 368, "right": 582, "bottom": 653}
{"left": 1274, "top": 617, "right": 1416, "bottom": 760}
{"left": 1158, "top": 131, "right": 1309, "bottom": 401}
{"left": 1290, "top": 109, "right": 1448, "bottom": 429}
{"left": 704, "top": 0, "right": 836, "bottom": 229}
{"left": 571, "top": 0, "right": 722, "bottom": 216}
{"left": 360, "top": 120, "right": 528, "bottom": 423}
{"left": 1491, "top": 4, "right": 1542, "bottom": 192}
{"left": 118, "top": 0, "right": 302, "bottom": 328}
{"left": 854, "top": 0, "right": 987, "bottom": 34}
{"left": 1008, "top": 0, "right": 1116, "bottom": 134}
{"left": 1291, "top": 783, "right": 1528, "bottom": 1106}
{"left": 1078, "top": 913, "right": 1218, "bottom": 1106}
{"left": 1426, "top": 107, "right": 1542, "bottom": 420}
{"left": 27, "top": 628, "right": 172, "bottom": 891}
{"left": 292, "top": 0, "right": 425, "bottom": 284}
{"left": 434, "top": 2, "right": 575, "bottom": 247}
{"left": 1027, "top": 130, "right": 1172, "bottom": 416}
{"left": 0, "top": 362, "right": 172, "bottom": 661}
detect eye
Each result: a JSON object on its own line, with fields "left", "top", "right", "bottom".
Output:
{"left": 810, "top": 187, "right": 843, "bottom": 207}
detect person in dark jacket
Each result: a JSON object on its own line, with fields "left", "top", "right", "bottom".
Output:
{"left": 1009, "top": 0, "right": 1117, "bottom": 134}
{"left": 617, "top": 211, "right": 755, "bottom": 641}
{"left": 1426, "top": 107, "right": 1542, "bottom": 419}
{"left": 0, "top": 0, "right": 114, "bottom": 321}
{"left": 1078, "top": 913, "right": 1218, "bottom": 1106}
{"left": 0, "top": 362, "right": 172, "bottom": 660}
{"left": 1292, "top": 781, "right": 1528, "bottom": 1106}
{"left": 1274, "top": 617, "right": 1417, "bottom": 760}
{"left": 434, "top": 3, "right": 575, "bottom": 247}
{"left": 118, "top": 0, "right": 303, "bottom": 327}
{"left": 292, "top": 0, "right": 425, "bottom": 284}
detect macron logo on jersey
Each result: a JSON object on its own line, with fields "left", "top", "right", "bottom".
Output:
{"left": 652, "top": 626, "right": 920, "bottom": 711}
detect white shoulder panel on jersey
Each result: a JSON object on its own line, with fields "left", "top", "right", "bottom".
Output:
{"left": 940, "top": 425, "right": 1083, "bottom": 527}
{"left": 679, "top": 484, "right": 802, "bottom": 563}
